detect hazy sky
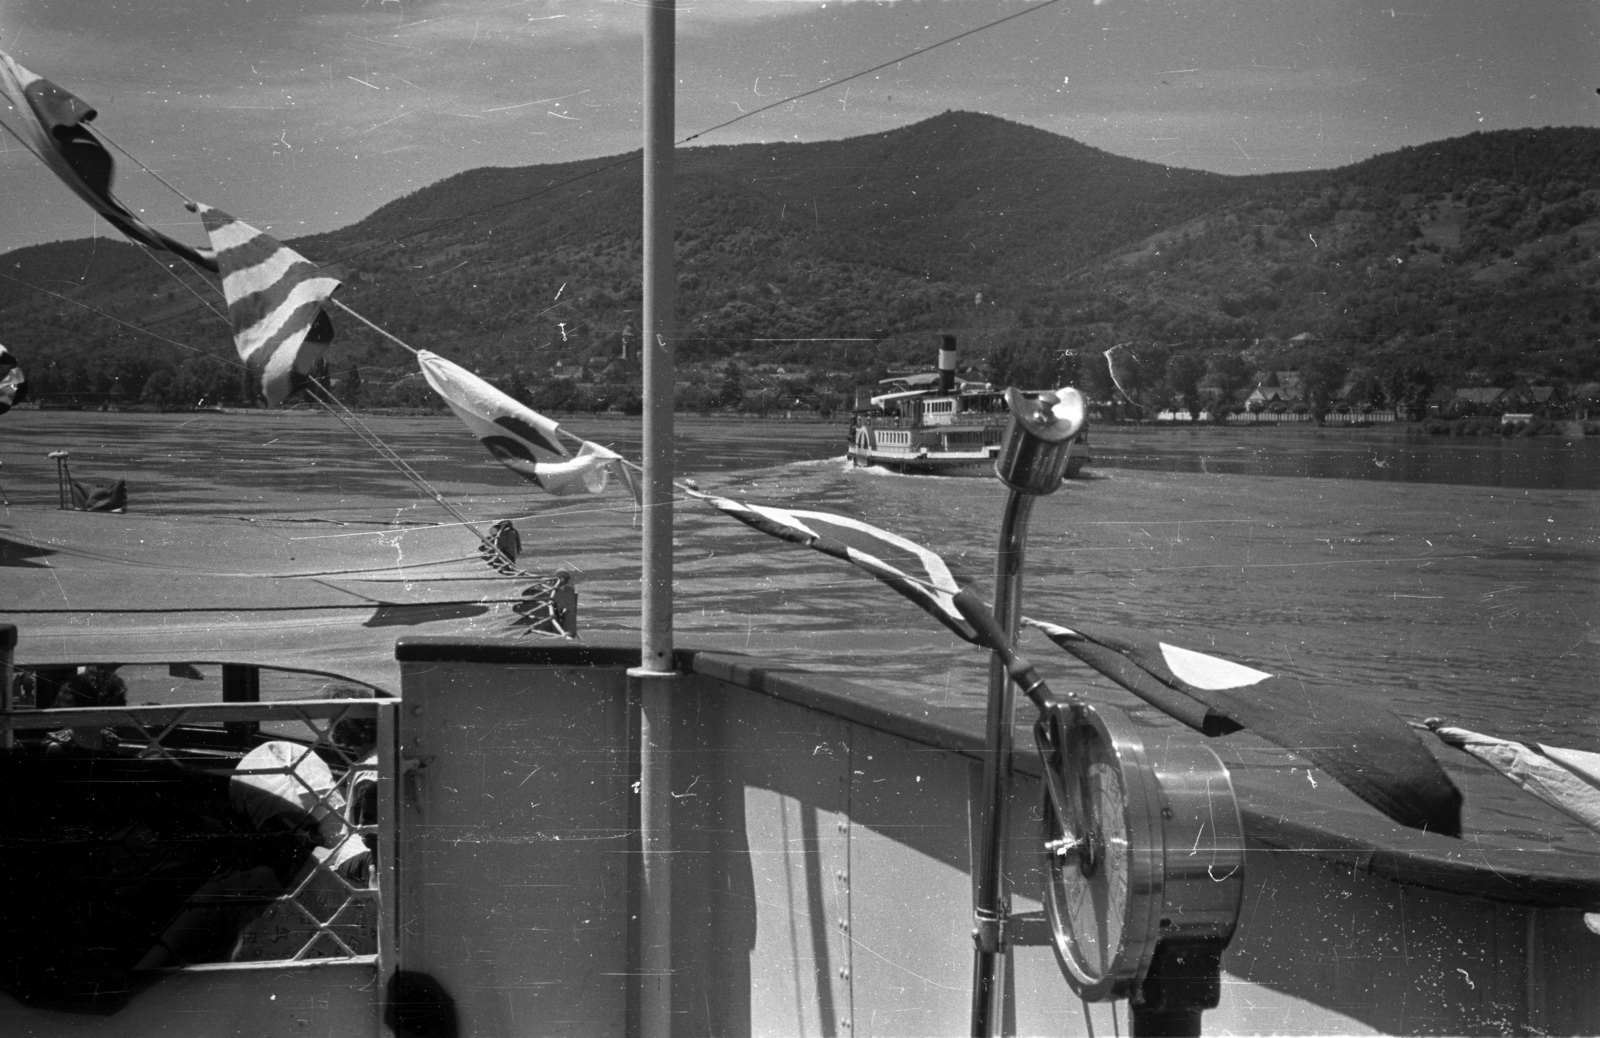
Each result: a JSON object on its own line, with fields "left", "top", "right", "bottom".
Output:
{"left": 1, "top": 0, "right": 1596, "bottom": 256}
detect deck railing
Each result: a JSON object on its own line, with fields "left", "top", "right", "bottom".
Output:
{"left": 0, "top": 698, "right": 397, "bottom": 978}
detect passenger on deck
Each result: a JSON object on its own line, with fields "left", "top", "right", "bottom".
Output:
{"left": 43, "top": 666, "right": 126, "bottom": 753}
{"left": 137, "top": 740, "right": 374, "bottom": 968}
{"left": 230, "top": 740, "right": 352, "bottom": 847}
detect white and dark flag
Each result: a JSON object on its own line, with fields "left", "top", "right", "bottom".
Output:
{"left": 418, "top": 351, "right": 623, "bottom": 496}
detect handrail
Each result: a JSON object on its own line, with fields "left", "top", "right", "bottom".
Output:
{"left": 856, "top": 413, "right": 1009, "bottom": 431}
{"left": 1, "top": 698, "right": 380, "bottom": 732}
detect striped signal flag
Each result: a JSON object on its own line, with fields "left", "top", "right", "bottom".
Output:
{"left": 688, "top": 490, "right": 1062, "bottom": 710}
{"left": 418, "top": 351, "right": 624, "bottom": 496}
{"left": 688, "top": 491, "right": 981, "bottom": 641}
{"left": 0, "top": 49, "right": 216, "bottom": 271}
{"left": 194, "top": 204, "right": 340, "bottom": 406}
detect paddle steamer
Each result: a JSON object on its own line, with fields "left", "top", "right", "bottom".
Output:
{"left": 849, "top": 336, "right": 1088, "bottom": 478}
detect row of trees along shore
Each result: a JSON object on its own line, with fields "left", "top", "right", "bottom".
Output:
{"left": 18, "top": 336, "right": 1598, "bottom": 429}
{"left": 984, "top": 338, "right": 1439, "bottom": 423}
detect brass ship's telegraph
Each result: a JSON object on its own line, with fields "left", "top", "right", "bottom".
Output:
{"left": 973, "top": 375, "right": 1245, "bottom": 1037}
{"left": 1038, "top": 700, "right": 1245, "bottom": 1031}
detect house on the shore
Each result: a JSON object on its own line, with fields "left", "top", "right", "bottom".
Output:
{"left": 1451, "top": 386, "right": 1507, "bottom": 417}
{"left": 1245, "top": 371, "right": 1304, "bottom": 413}
{"left": 1502, "top": 383, "right": 1564, "bottom": 417}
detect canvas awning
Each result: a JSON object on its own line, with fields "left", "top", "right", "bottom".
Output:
{"left": 2, "top": 506, "right": 540, "bottom": 693}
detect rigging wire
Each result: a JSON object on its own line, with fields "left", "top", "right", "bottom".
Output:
{"left": 302, "top": 375, "right": 558, "bottom": 583}
{"left": 129, "top": 241, "right": 228, "bottom": 323}
{"left": 92, "top": 124, "right": 203, "bottom": 210}
{"left": 3, "top": 3, "right": 1072, "bottom": 523}
{"left": 8, "top": 93, "right": 653, "bottom": 571}
{"left": 0, "top": 262, "right": 502, "bottom": 547}
{"left": 0, "top": 110, "right": 48, "bottom": 165}
{"left": 304, "top": 375, "right": 497, "bottom": 549}
{"left": 0, "top": 253, "right": 580, "bottom": 553}
{"left": 4, "top": 0, "right": 1067, "bottom": 353}
{"left": 680, "top": 0, "right": 1063, "bottom": 146}
{"left": 0, "top": 132, "right": 484, "bottom": 520}
{"left": 0, "top": 268, "right": 224, "bottom": 361}
{"left": 302, "top": 0, "right": 1067, "bottom": 270}
{"left": 329, "top": 298, "right": 419, "bottom": 356}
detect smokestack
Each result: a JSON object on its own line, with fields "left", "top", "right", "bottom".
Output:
{"left": 938, "top": 334, "right": 958, "bottom": 395}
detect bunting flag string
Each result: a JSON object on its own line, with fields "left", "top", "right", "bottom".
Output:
{"left": 194, "top": 203, "right": 340, "bottom": 406}
{"left": 0, "top": 49, "right": 217, "bottom": 271}
{"left": 1025, "top": 619, "right": 1463, "bottom": 836}
{"left": 685, "top": 487, "right": 1464, "bottom": 837}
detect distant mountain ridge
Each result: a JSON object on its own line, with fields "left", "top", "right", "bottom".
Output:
{"left": 3, "top": 112, "right": 1597, "bottom": 412}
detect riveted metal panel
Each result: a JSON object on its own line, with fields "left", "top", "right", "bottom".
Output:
{"left": 667, "top": 679, "right": 853, "bottom": 1037}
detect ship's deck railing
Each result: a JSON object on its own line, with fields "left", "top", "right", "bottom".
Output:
{"left": 0, "top": 699, "right": 396, "bottom": 977}
{"left": 857, "top": 412, "right": 1008, "bottom": 431}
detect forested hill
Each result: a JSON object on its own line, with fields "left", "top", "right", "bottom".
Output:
{"left": 3, "top": 111, "right": 1598, "bottom": 413}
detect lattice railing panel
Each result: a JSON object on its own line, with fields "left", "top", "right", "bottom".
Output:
{"left": 2, "top": 699, "right": 390, "bottom": 971}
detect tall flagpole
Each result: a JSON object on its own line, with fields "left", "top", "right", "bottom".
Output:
{"left": 635, "top": 2, "right": 677, "bottom": 1037}
{"left": 639, "top": 0, "right": 676, "bottom": 681}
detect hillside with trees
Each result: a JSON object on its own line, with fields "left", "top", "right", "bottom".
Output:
{"left": 2, "top": 112, "right": 1597, "bottom": 418}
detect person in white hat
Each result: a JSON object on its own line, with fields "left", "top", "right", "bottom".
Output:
{"left": 138, "top": 741, "right": 372, "bottom": 969}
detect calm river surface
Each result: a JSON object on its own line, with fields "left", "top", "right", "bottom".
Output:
{"left": 4, "top": 412, "right": 1598, "bottom": 747}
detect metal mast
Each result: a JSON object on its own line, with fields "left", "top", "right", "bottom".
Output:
{"left": 635, "top": 3, "right": 678, "bottom": 1036}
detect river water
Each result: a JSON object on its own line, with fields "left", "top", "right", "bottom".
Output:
{"left": 4, "top": 412, "right": 1597, "bottom": 747}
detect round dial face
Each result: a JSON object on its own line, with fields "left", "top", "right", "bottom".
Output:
{"left": 1041, "top": 706, "right": 1161, "bottom": 1002}
{"left": 1061, "top": 759, "right": 1129, "bottom": 980}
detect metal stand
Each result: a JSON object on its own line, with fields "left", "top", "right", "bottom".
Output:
{"left": 970, "top": 387, "right": 1085, "bottom": 1037}
{"left": 1130, "top": 941, "right": 1226, "bottom": 1037}
{"left": 969, "top": 490, "right": 1032, "bottom": 1033}
{"left": 49, "top": 451, "right": 71, "bottom": 510}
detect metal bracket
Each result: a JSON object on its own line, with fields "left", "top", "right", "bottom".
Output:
{"left": 972, "top": 907, "right": 1009, "bottom": 954}
{"left": 401, "top": 753, "right": 433, "bottom": 810}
